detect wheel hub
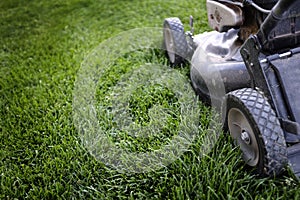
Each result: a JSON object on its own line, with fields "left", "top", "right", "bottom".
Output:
{"left": 164, "top": 28, "right": 175, "bottom": 63}
{"left": 228, "top": 108, "right": 259, "bottom": 166}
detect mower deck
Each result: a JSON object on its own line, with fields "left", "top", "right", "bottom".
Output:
{"left": 288, "top": 143, "right": 300, "bottom": 177}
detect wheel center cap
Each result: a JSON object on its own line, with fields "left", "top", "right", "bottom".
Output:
{"left": 241, "top": 131, "right": 251, "bottom": 145}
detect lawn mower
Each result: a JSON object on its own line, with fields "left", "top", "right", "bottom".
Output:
{"left": 163, "top": 0, "right": 300, "bottom": 177}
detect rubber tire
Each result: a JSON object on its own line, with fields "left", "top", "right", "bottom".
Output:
{"left": 226, "top": 88, "right": 287, "bottom": 176}
{"left": 163, "top": 17, "right": 188, "bottom": 67}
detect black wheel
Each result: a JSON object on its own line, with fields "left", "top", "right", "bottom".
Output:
{"left": 226, "top": 88, "right": 287, "bottom": 176}
{"left": 163, "top": 17, "right": 188, "bottom": 67}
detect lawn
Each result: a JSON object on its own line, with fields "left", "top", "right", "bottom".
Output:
{"left": 1, "top": 0, "right": 300, "bottom": 199}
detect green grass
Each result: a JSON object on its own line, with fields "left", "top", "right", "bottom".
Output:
{"left": 1, "top": 0, "right": 300, "bottom": 199}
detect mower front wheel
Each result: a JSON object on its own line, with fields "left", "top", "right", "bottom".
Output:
{"left": 163, "top": 17, "right": 188, "bottom": 67}
{"left": 226, "top": 88, "right": 287, "bottom": 176}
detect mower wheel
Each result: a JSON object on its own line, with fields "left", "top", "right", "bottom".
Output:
{"left": 163, "top": 17, "right": 188, "bottom": 67}
{"left": 226, "top": 88, "right": 287, "bottom": 176}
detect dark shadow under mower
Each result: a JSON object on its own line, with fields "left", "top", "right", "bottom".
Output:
{"left": 163, "top": 0, "right": 300, "bottom": 177}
